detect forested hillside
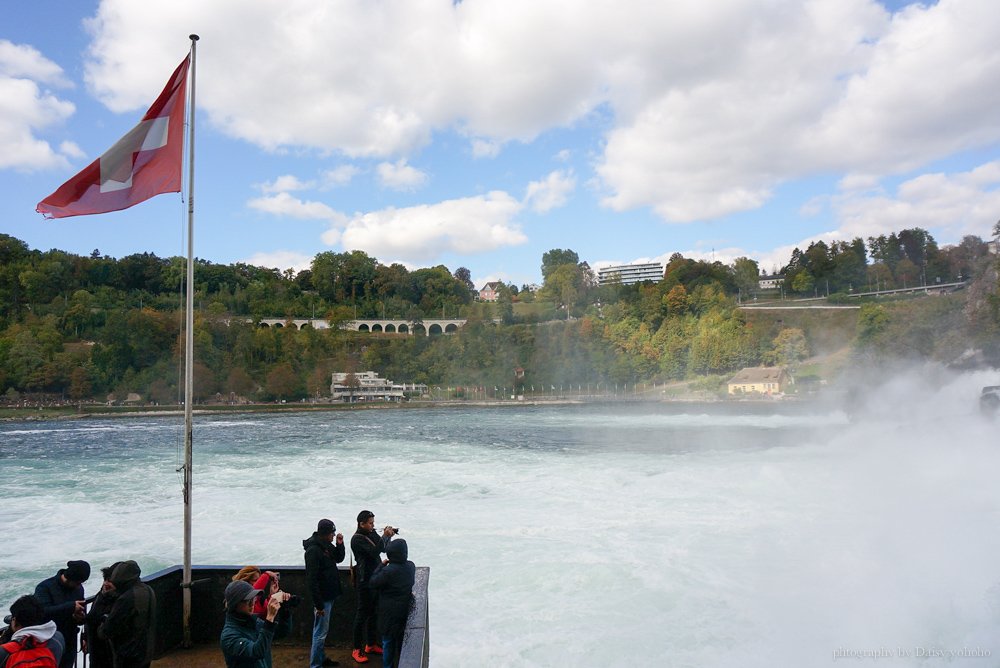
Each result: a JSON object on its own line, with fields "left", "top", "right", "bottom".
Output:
{"left": 0, "top": 227, "right": 996, "bottom": 404}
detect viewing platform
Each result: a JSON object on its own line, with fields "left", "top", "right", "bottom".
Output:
{"left": 143, "top": 564, "right": 429, "bottom": 668}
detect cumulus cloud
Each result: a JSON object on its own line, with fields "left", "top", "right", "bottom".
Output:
{"left": 833, "top": 161, "right": 1000, "bottom": 241}
{"left": 247, "top": 192, "right": 345, "bottom": 222}
{"left": 524, "top": 170, "right": 576, "bottom": 213}
{"left": 471, "top": 139, "right": 502, "bottom": 159}
{"left": 321, "top": 165, "right": 360, "bottom": 188}
{"left": 0, "top": 41, "right": 77, "bottom": 171}
{"left": 333, "top": 191, "right": 527, "bottom": 262}
{"left": 377, "top": 158, "right": 428, "bottom": 191}
{"left": 81, "top": 0, "right": 1000, "bottom": 223}
{"left": 258, "top": 174, "right": 315, "bottom": 194}
{"left": 239, "top": 250, "right": 313, "bottom": 273}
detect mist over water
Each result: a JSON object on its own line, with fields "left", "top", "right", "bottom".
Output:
{"left": 1, "top": 367, "right": 999, "bottom": 667}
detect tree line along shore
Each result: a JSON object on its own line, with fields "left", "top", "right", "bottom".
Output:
{"left": 1, "top": 227, "right": 998, "bottom": 412}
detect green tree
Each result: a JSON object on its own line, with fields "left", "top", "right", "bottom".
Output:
{"left": 771, "top": 328, "right": 809, "bottom": 368}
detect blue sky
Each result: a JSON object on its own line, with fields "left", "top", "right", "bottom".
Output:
{"left": 2, "top": 0, "right": 998, "bottom": 288}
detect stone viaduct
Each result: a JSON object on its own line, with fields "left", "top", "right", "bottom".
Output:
{"left": 255, "top": 318, "right": 467, "bottom": 336}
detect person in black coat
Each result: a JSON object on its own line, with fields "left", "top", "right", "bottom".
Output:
{"left": 34, "top": 559, "right": 90, "bottom": 668}
{"left": 83, "top": 562, "right": 122, "bottom": 668}
{"left": 369, "top": 539, "right": 415, "bottom": 668}
{"left": 98, "top": 561, "right": 156, "bottom": 668}
{"left": 350, "top": 510, "right": 393, "bottom": 664}
{"left": 302, "top": 518, "right": 345, "bottom": 668}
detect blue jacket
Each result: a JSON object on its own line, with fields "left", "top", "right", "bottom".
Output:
{"left": 34, "top": 572, "right": 83, "bottom": 668}
{"left": 220, "top": 611, "right": 291, "bottom": 668}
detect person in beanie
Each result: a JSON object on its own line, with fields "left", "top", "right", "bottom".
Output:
{"left": 220, "top": 579, "right": 291, "bottom": 668}
{"left": 350, "top": 511, "right": 393, "bottom": 664}
{"left": 34, "top": 559, "right": 89, "bottom": 668}
{"left": 0, "top": 595, "right": 65, "bottom": 668}
{"left": 369, "top": 539, "right": 416, "bottom": 668}
{"left": 98, "top": 560, "right": 156, "bottom": 668}
{"left": 303, "top": 518, "right": 345, "bottom": 668}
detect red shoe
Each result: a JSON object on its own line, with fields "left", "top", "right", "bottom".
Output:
{"left": 365, "top": 645, "right": 383, "bottom": 655}
{"left": 351, "top": 649, "right": 369, "bottom": 664}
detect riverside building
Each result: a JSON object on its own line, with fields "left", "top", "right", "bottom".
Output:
{"left": 597, "top": 262, "right": 665, "bottom": 286}
{"left": 330, "top": 371, "right": 426, "bottom": 402}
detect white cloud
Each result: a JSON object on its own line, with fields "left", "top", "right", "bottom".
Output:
{"left": 247, "top": 192, "right": 345, "bottom": 222}
{"left": 239, "top": 250, "right": 313, "bottom": 273}
{"left": 0, "top": 41, "right": 77, "bottom": 171}
{"left": 376, "top": 158, "right": 428, "bottom": 191}
{"left": 833, "top": 161, "right": 1000, "bottom": 242}
{"left": 81, "top": 0, "right": 1000, "bottom": 223}
{"left": 321, "top": 165, "right": 360, "bottom": 188}
{"left": 333, "top": 191, "right": 527, "bottom": 262}
{"left": 258, "top": 174, "right": 315, "bottom": 194}
{"left": 471, "top": 139, "right": 501, "bottom": 159}
{"left": 0, "top": 40, "right": 71, "bottom": 86}
{"left": 524, "top": 169, "right": 575, "bottom": 213}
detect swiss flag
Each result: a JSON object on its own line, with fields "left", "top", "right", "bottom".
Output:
{"left": 37, "top": 55, "right": 190, "bottom": 219}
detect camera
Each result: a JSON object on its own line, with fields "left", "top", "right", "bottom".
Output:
{"left": 283, "top": 594, "right": 302, "bottom": 608}
{"left": 387, "top": 526, "right": 401, "bottom": 536}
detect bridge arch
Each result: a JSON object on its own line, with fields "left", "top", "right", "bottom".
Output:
{"left": 358, "top": 324, "right": 370, "bottom": 332}
{"left": 412, "top": 324, "right": 426, "bottom": 336}
{"left": 385, "top": 324, "right": 396, "bottom": 333}
{"left": 372, "top": 324, "right": 383, "bottom": 332}
{"left": 428, "top": 324, "right": 443, "bottom": 335}
{"left": 398, "top": 324, "right": 408, "bottom": 334}
{"left": 445, "top": 323, "right": 458, "bottom": 333}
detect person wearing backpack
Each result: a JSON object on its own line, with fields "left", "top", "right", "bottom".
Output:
{"left": 0, "top": 595, "right": 65, "bottom": 668}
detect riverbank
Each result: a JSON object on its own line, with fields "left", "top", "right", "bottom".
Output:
{"left": 0, "top": 392, "right": 820, "bottom": 423}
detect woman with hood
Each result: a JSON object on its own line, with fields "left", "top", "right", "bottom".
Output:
{"left": 98, "top": 561, "right": 156, "bottom": 668}
{"left": 83, "top": 562, "right": 122, "bottom": 668}
{"left": 368, "top": 539, "right": 415, "bottom": 668}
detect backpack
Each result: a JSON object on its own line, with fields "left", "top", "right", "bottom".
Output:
{"left": 1, "top": 637, "right": 56, "bottom": 668}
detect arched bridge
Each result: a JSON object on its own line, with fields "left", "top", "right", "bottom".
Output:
{"left": 256, "top": 318, "right": 467, "bottom": 336}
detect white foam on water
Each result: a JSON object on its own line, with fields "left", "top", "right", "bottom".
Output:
{"left": 1, "top": 367, "right": 999, "bottom": 666}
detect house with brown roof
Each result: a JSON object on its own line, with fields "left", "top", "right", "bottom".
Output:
{"left": 727, "top": 367, "right": 789, "bottom": 396}
{"left": 478, "top": 281, "right": 504, "bottom": 302}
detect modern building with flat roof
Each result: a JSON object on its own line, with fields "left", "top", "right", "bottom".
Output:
{"left": 597, "top": 262, "right": 665, "bottom": 286}
{"left": 330, "top": 371, "right": 427, "bottom": 402}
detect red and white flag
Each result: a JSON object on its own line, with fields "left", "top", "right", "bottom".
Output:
{"left": 36, "top": 56, "right": 190, "bottom": 219}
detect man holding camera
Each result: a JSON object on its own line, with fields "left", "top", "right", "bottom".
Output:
{"left": 350, "top": 511, "right": 396, "bottom": 664}
{"left": 303, "top": 518, "right": 345, "bottom": 668}
{"left": 220, "top": 580, "right": 291, "bottom": 668}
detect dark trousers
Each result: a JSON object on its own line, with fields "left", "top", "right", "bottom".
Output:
{"left": 352, "top": 587, "right": 377, "bottom": 649}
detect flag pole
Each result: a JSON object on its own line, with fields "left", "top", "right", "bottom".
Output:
{"left": 182, "top": 33, "right": 199, "bottom": 649}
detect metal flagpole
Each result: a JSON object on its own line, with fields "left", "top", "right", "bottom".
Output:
{"left": 182, "top": 33, "right": 199, "bottom": 649}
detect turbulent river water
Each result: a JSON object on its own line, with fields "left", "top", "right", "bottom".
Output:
{"left": 2, "top": 367, "right": 999, "bottom": 667}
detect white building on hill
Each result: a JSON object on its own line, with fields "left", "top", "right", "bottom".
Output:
{"left": 597, "top": 262, "right": 665, "bottom": 286}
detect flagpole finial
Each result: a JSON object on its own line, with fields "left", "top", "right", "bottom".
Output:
{"left": 190, "top": 34, "right": 200, "bottom": 41}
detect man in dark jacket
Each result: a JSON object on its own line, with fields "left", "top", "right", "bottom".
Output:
{"left": 350, "top": 510, "right": 393, "bottom": 664}
{"left": 303, "top": 518, "right": 345, "bottom": 668}
{"left": 219, "top": 580, "right": 291, "bottom": 668}
{"left": 98, "top": 561, "right": 156, "bottom": 668}
{"left": 34, "top": 559, "right": 89, "bottom": 668}
{"left": 369, "top": 540, "right": 415, "bottom": 668}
